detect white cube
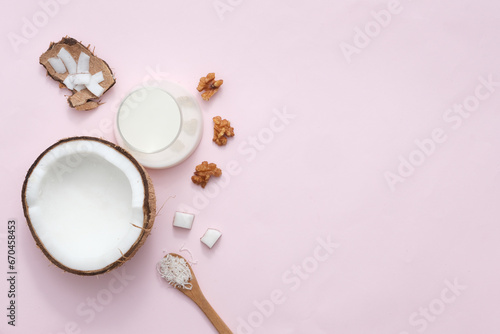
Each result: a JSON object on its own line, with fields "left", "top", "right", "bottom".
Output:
{"left": 172, "top": 212, "right": 195, "bottom": 229}
{"left": 200, "top": 229, "right": 222, "bottom": 248}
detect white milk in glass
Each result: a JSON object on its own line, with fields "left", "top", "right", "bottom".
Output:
{"left": 117, "top": 88, "right": 181, "bottom": 154}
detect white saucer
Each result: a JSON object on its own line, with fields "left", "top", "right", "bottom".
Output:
{"left": 114, "top": 81, "right": 203, "bottom": 169}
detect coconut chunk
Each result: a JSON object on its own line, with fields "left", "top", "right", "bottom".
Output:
{"left": 173, "top": 212, "right": 195, "bottom": 229}
{"left": 57, "top": 47, "right": 77, "bottom": 74}
{"left": 63, "top": 75, "right": 75, "bottom": 90}
{"left": 200, "top": 228, "right": 222, "bottom": 248}
{"left": 77, "top": 52, "right": 90, "bottom": 73}
{"left": 48, "top": 57, "right": 66, "bottom": 74}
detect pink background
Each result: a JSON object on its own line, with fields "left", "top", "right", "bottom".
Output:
{"left": 1, "top": 0, "right": 500, "bottom": 333}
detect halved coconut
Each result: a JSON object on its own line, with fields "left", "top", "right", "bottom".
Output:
{"left": 21, "top": 137, "right": 156, "bottom": 276}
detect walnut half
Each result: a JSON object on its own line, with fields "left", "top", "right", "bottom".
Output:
{"left": 191, "top": 161, "right": 222, "bottom": 188}
{"left": 197, "top": 73, "right": 223, "bottom": 101}
{"left": 213, "top": 116, "right": 234, "bottom": 146}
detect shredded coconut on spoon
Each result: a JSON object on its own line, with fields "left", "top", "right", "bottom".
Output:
{"left": 157, "top": 254, "right": 193, "bottom": 290}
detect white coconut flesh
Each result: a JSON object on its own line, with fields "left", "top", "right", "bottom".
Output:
{"left": 22, "top": 137, "right": 155, "bottom": 275}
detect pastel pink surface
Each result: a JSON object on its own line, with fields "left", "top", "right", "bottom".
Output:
{"left": 1, "top": 1, "right": 500, "bottom": 333}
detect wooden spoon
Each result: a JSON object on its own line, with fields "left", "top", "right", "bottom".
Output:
{"left": 162, "top": 253, "right": 233, "bottom": 334}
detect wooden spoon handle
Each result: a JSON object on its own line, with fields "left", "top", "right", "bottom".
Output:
{"left": 167, "top": 254, "right": 232, "bottom": 333}
{"left": 191, "top": 292, "right": 233, "bottom": 334}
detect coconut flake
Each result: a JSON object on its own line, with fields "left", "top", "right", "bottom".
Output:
{"left": 86, "top": 80, "right": 104, "bottom": 97}
{"left": 91, "top": 71, "right": 104, "bottom": 84}
{"left": 77, "top": 52, "right": 90, "bottom": 73}
{"left": 48, "top": 57, "right": 66, "bottom": 74}
{"left": 63, "top": 75, "right": 75, "bottom": 90}
{"left": 74, "top": 84, "right": 86, "bottom": 92}
{"left": 73, "top": 73, "right": 91, "bottom": 85}
{"left": 200, "top": 228, "right": 222, "bottom": 248}
{"left": 157, "top": 254, "right": 192, "bottom": 290}
{"left": 86, "top": 72, "right": 105, "bottom": 96}
{"left": 173, "top": 212, "right": 195, "bottom": 229}
{"left": 57, "top": 47, "right": 77, "bottom": 74}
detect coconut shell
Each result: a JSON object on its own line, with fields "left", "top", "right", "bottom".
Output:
{"left": 21, "top": 137, "right": 156, "bottom": 276}
{"left": 39, "top": 37, "right": 116, "bottom": 111}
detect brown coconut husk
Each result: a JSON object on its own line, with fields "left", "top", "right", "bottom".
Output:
{"left": 39, "top": 37, "right": 116, "bottom": 111}
{"left": 21, "top": 137, "right": 156, "bottom": 276}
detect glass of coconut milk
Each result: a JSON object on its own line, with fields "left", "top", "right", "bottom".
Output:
{"left": 115, "top": 81, "right": 203, "bottom": 169}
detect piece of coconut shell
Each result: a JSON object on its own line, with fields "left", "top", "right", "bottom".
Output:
{"left": 39, "top": 37, "right": 116, "bottom": 111}
{"left": 21, "top": 136, "right": 156, "bottom": 276}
